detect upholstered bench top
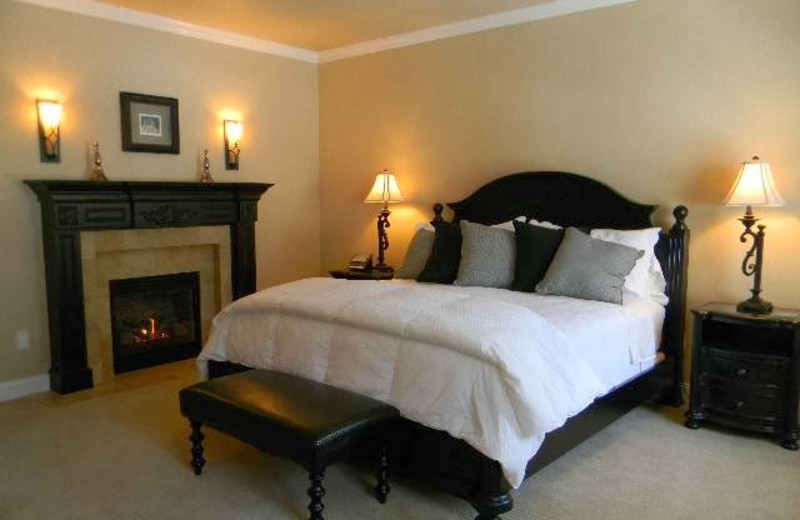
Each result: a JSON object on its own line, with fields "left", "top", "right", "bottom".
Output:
{"left": 179, "top": 369, "right": 399, "bottom": 470}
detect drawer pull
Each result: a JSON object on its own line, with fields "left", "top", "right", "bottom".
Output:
{"left": 736, "top": 368, "right": 748, "bottom": 377}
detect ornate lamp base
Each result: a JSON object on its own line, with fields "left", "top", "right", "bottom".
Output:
{"left": 735, "top": 207, "right": 773, "bottom": 316}
{"left": 737, "top": 297, "right": 773, "bottom": 315}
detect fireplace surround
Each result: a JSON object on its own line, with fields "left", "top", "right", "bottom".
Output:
{"left": 25, "top": 181, "right": 272, "bottom": 394}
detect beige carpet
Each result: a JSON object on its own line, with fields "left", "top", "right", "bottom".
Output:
{"left": 1, "top": 361, "right": 798, "bottom": 520}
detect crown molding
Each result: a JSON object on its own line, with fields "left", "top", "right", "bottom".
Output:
{"left": 16, "top": 0, "right": 319, "bottom": 63}
{"left": 319, "top": 0, "right": 638, "bottom": 63}
{"left": 17, "top": 0, "right": 638, "bottom": 66}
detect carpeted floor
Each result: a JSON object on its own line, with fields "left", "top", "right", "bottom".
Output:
{"left": 0, "top": 360, "right": 798, "bottom": 520}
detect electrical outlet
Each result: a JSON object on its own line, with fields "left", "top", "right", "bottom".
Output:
{"left": 16, "top": 330, "right": 30, "bottom": 351}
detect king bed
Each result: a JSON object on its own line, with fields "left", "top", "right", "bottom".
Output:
{"left": 199, "top": 172, "right": 689, "bottom": 519}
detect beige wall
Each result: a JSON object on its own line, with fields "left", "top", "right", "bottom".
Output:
{"left": 320, "top": 0, "right": 799, "bottom": 316}
{"left": 0, "top": 0, "right": 320, "bottom": 383}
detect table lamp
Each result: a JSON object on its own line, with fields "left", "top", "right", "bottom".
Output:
{"left": 364, "top": 170, "right": 403, "bottom": 271}
{"left": 724, "top": 156, "right": 784, "bottom": 314}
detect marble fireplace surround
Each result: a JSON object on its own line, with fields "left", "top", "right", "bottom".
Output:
{"left": 25, "top": 181, "right": 272, "bottom": 394}
{"left": 82, "top": 227, "right": 231, "bottom": 384}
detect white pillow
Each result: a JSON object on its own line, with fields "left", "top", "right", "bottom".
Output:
{"left": 590, "top": 228, "right": 668, "bottom": 305}
{"left": 527, "top": 218, "right": 562, "bottom": 230}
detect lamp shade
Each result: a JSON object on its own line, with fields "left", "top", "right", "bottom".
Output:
{"left": 364, "top": 170, "right": 403, "bottom": 204}
{"left": 37, "top": 100, "right": 62, "bottom": 128}
{"left": 724, "top": 156, "right": 784, "bottom": 207}
{"left": 224, "top": 120, "right": 243, "bottom": 142}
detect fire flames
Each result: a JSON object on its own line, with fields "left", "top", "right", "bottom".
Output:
{"left": 132, "top": 317, "right": 171, "bottom": 344}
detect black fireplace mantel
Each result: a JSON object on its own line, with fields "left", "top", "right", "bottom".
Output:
{"left": 25, "top": 180, "right": 273, "bottom": 394}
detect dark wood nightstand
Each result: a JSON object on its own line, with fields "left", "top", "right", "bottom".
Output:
{"left": 330, "top": 268, "right": 394, "bottom": 281}
{"left": 685, "top": 302, "right": 800, "bottom": 450}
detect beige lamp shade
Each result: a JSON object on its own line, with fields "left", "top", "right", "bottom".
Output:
{"left": 724, "top": 156, "right": 784, "bottom": 207}
{"left": 364, "top": 170, "right": 403, "bottom": 204}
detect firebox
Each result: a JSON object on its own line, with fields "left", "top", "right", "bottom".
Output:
{"left": 109, "top": 272, "right": 202, "bottom": 374}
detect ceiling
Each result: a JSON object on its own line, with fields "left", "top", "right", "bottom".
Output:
{"left": 94, "top": 0, "right": 556, "bottom": 51}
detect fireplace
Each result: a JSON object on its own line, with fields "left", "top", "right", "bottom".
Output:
{"left": 25, "top": 180, "right": 271, "bottom": 393}
{"left": 109, "top": 272, "right": 202, "bottom": 374}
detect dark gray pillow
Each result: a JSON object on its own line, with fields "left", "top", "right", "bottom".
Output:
{"left": 417, "top": 223, "right": 462, "bottom": 284}
{"left": 535, "top": 227, "right": 643, "bottom": 304}
{"left": 396, "top": 228, "right": 435, "bottom": 279}
{"left": 455, "top": 220, "right": 516, "bottom": 288}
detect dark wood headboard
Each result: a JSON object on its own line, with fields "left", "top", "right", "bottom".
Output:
{"left": 430, "top": 171, "right": 690, "bottom": 405}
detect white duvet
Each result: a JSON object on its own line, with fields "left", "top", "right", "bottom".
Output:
{"left": 198, "top": 278, "right": 663, "bottom": 488}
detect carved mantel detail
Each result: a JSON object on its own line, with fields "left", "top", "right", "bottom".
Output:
{"left": 140, "top": 204, "right": 199, "bottom": 226}
{"left": 24, "top": 180, "right": 273, "bottom": 394}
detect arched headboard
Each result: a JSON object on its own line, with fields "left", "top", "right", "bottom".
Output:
{"left": 430, "top": 171, "right": 689, "bottom": 406}
{"left": 440, "top": 172, "right": 655, "bottom": 229}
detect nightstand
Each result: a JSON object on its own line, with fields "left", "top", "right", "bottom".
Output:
{"left": 330, "top": 268, "right": 394, "bottom": 281}
{"left": 685, "top": 302, "right": 800, "bottom": 450}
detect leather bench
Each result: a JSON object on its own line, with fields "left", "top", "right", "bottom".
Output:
{"left": 179, "top": 369, "right": 400, "bottom": 520}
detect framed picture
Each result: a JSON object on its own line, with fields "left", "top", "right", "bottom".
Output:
{"left": 120, "top": 92, "right": 180, "bottom": 154}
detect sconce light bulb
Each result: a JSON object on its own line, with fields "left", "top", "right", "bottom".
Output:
{"left": 225, "top": 120, "right": 243, "bottom": 142}
{"left": 38, "top": 101, "right": 63, "bottom": 129}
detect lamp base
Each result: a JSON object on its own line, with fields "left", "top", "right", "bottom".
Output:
{"left": 737, "top": 297, "right": 773, "bottom": 315}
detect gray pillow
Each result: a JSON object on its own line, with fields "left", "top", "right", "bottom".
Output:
{"left": 396, "top": 228, "right": 435, "bottom": 279}
{"left": 535, "top": 227, "right": 643, "bottom": 304}
{"left": 455, "top": 220, "right": 516, "bottom": 288}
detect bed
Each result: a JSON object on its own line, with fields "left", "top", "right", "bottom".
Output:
{"left": 200, "top": 171, "right": 690, "bottom": 519}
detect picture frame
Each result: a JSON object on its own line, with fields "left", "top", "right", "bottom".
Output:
{"left": 120, "top": 92, "right": 180, "bottom": 154}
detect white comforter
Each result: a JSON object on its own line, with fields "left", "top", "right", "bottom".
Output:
{"left": 198, "top": 278, "right": 662, "bottom": 487}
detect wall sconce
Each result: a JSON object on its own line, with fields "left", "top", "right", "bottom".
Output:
{"left": 223, "top": 120, "right": 243, "bottom": 170}
{"left": 37, "top": 100, "right": 62, "bottom": 163}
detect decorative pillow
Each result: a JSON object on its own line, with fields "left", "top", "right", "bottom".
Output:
{"left": 454, "top": 221, "right": 516, "bottom": 288}
{"left": 416, "top": 223, "right": 462, "bottom": 284}
{"left": 396, "top": 228, "right": 435, "bottom": 279}
{"left": 590, "top": 228, "right": 668, "bottom": 305}
{"left": 535, "top": 227, "right": 644, "bottom": 304}
{"left": 511, "top": 220, "right": 564, "bottom": 292}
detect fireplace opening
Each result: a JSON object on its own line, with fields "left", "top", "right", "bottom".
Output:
{"left": 109, "top": 272, "right": 202, "bottom": 374}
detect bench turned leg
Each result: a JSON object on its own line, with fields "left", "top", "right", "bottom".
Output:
{"left": 307, "top": 467, "right": 326, "bottom": 520}
{"left": 189, "top": 421, "right": 206, "bottom": 476}
{"left": 375, "top": 445, "right": 390, "bottom": 504}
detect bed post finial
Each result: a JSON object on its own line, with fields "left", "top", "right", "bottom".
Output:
{"left": 672, "top": 205, "right": 688, "bottom": 232}
{"left": 431, "top": 203, "right": 445, "bottom": 228}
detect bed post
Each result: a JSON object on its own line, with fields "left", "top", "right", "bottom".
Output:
{"left": 431, "top": 202, "right": 446, "bottom": 228}
{"left": 660, "top": 205, "right": 690, "bottom": 407}
{"left": 470, "top": 459, "right": 514, "bottom": 520}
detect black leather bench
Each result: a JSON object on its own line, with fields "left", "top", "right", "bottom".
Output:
{"left": 179, "top": 369, "right": 400, "bottom": 520}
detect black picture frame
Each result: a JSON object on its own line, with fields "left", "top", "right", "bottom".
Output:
{"left": 120, "top": 92, "right": 180, "bottom": 154}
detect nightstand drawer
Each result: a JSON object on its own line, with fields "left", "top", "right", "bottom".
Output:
{"left": 705, "top": 348, "right": 789, "bottom": 388}
{"left": 701, "top": 383, "right": 783, "bottom": 424}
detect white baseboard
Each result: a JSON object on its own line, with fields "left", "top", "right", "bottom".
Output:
{"left": 0, "top": 374, "right": 50, "bottom": 403}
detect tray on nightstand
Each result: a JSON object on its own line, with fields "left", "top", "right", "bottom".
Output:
{"left": 330, "top": 268, "right": 394, "bottom": 281}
